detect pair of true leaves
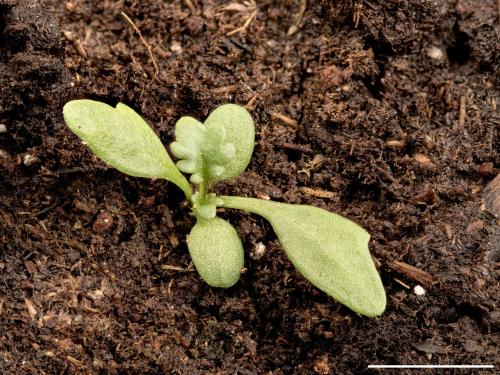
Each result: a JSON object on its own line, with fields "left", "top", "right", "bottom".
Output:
{"left": 63, "top": 100, "right": 386, "bottom": 317}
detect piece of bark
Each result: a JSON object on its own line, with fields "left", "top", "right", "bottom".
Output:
{"left": 389, "top": 261, "right": 433, "bottom": 287}
{"left": 484, "top": 173, "right": 500, "bottom": 217}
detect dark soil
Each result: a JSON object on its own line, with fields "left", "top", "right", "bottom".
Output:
{"left": 0, "top": 0, "right": 499, "bottom": 373}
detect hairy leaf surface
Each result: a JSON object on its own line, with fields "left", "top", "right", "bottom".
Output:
{"left": 221, "top": 196, "right": 386, "bottom": 316}
{"left": 204, "top": 104, "right": 254, "bottom": 181}
{"left": 170, "top": 116, "right": 205, "bottom": 183}
{"left": 187, "top": 217, "right": 244, "bottom": 288}
{"left": 170, "top": 104, "right": 254, "bottom": 185}
{"left": 63, "top": 100, "right": 191, "bottom": 197}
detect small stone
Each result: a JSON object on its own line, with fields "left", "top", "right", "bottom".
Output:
{"left": 386, "top": 139, "right": 405, "bottom": 148}
{"left": 414, "top": 153, "right": 435, "bottom": 169}
{"left": 170, "top": 41, "right": 182, "bottom": 52}
{"left": 414, "top": 285, "right": 426, "bottom": 296}
{"left": 23, "top": 154, "right": 40, "bottom": 166}
{"left": 251, "top": 242, "right": 266, "bottom": 260}
{"left": 423, "top": 135, "right": 434, "bottom": 150}
{"left": 427, "top": 46, "right": 444, "bottom": 61}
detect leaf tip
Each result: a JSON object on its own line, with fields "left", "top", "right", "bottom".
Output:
{"left": 360, "top": 291, "right": 387, "bottom": 317}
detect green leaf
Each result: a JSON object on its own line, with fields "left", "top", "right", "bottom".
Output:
{"left": 221, "top": 196, "right": 386, "bottom": 317}
{"left": 187, "top": 217, "right": 244, "bottom": 288}
{"left": 204, "top": 104, "right": 254, "bottom": 182}
{"left": 63, "top": 100, "right": 191, "bottom": 198}
{"left": 170, "top": 104, "right": 255, "bottom": 185}
{"left": 170, "top": 116, "right": 205, "bottom": 183}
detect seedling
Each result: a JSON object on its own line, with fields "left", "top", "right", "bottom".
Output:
{"left": 63, "top": 100, "right": 386, "bottom": 316}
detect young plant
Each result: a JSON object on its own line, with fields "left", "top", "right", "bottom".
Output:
{"left": 63, "top": 100, "right": 386, "bottom": 317}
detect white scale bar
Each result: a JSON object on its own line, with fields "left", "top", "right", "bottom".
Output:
{"left": 368, "top": 365, "right": 495, "bottom": 369}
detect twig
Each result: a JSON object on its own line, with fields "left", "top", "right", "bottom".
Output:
{"left": 161, "top": 264, "right": 193, "bottom": 272}
{"left": 245, "top": 94, "right": 258, "bottom": 110}
{"left": 121, "top": 12, "right": 159, "bottom": 79}
{"left": 299, "top": 187, "right": 337, "bottom": 199}
{"left": 393, "top": 278, "right": 410, "bottom": 289}
{"left": 483, "top": 173, "right": 500, "bottom": 217}
{"left": 459, "top": 95, "right": 466, "bottom": 127}
{"left": 213, "top": 84, "right": 238, "bottom": 95}
{"left": 386, "top": 139, "right": 405, "bottom": 149}
{"left": 288, "top": 0, "right": 307, "bottom": 36}
{"left": 279, "top": 142, "right": 313, "bottom": 154}
{"left": 33, "top": 196, "right": 67, "bottom": 217}
{"left": 62, "top": 30, "right": 87, "bottom": 58}
{"left": 35, "top": 201, "right": 60, "bottom": 217}
{"left": 227, "top": 9, "right": 258, "bottom": 36}
{"left": 271, "top": 111, "right": 298, "bottom": 128}
{"left": 353, "top": 2, "right": 363, "bottom": 29}
{"left": 183, "top": 0, "right": 195, "bottom": 14}
{"left": 389, "top": 261, "right": 433, "bottom": 287}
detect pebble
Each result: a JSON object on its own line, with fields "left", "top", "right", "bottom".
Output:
{"left": 427, "top": 46, "right": 444, "bottom": 61}
{"left": 170, "top": 41, "right": 182, "bottom": 53}
{"left": 414, "top": 285, "right": 426, "bottom": 296}
{"left": 251, "top": 242, "right": 266, "bottom": 260}
{"left": 414, "top": 153, "right": 435, "bottom": 169}
{"left": 23, "top": 154, "right": 39, "bottom": 166}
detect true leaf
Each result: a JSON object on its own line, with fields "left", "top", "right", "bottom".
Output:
{"left": 187, "top": 217, "right": 244, "bottom": 288}
{"left": 201, "top": 124, "right": 235, "bottom": 180}
{"left": 203, "top": 104, "right": 254, "bottom": 181}
{"left": 221, "top": 196, "right": 386, "bottom": 316}
{"left": 170, "top": 104, "right": 254, "bottom": 185}
{"left": 63, "top": 100, "right": 191, "bottom": 198}
{"left": 170, "top": 116, "right": 205, "bottom": 184}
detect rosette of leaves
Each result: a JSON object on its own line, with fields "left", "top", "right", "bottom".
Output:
{"left": 63, "top": 100, "right": 386, "bottom": 317}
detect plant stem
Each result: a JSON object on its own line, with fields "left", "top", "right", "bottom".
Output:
{"left": 198, "top": 181, "right": 207, "bottom": 199}
{"left": 220, "top": 195, "right": 274, "bottom": 218}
